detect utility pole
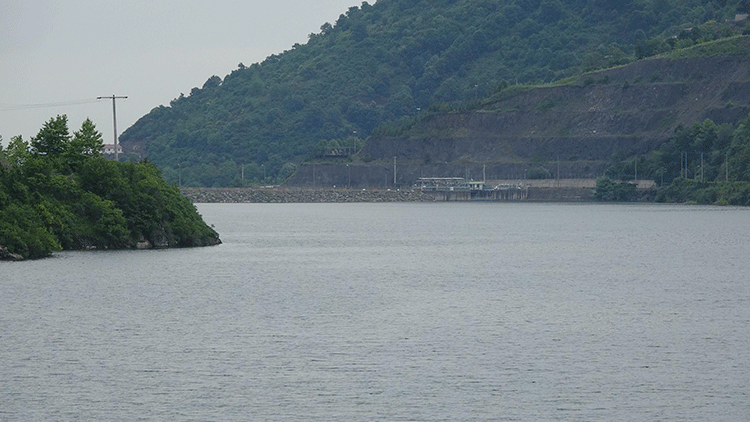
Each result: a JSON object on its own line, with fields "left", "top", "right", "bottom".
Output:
{"left": 97, "top": 95, "right": 127, "bottom": 161}
{"left": 393, "top": 156, "right": 397, "bottom": 186}
{"left": 681, "top": 152, "right": 687, "bottom": 179}
{"left": 726, "top": 151, "right": 729, "bottom": 182}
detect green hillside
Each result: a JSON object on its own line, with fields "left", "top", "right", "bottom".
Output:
{"left": 120, "top": 0, "right": 750, "bottom": 187}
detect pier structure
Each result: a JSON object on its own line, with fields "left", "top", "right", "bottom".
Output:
{"left": 417, "top": 178, "right": 529, "bottom": 201}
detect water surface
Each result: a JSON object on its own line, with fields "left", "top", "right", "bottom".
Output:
{"left": 2, "top": 203, "right": 749, "bottom": 421}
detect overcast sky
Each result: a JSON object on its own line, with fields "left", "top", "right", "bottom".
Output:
{"left": 0, "top": 0, "right": 362, "bottom": 148}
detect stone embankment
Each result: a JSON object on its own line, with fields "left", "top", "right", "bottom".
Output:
{"left": 181, "top": 183, "right": 604, "bottom": 203}
{"left": 181, "top": 187, "right": 432, "bottom": 203}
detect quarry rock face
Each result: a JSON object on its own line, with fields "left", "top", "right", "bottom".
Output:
{"left": 287, "top": 56, "right": 750, "bottom": 188}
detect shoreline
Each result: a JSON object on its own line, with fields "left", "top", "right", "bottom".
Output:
{"left": 180, "top": 185, "right": 599, "bottom": 203}
{"left": 181, "top": 187, "right": 434, "bottom": 203}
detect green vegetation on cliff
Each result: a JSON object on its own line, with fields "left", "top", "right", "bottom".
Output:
{"left": 0, "top": 116, "right": 220, "bottom": 260}
{"left": 120, "top": 0, "right": 750, "bottom": 187}
{"left": 594, "top": 177, "right": 638, "bottom": 201}
{"left": 599, "top": 112, "right": 750, "bottom": 205}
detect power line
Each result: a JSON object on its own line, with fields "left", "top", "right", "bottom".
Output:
{"left": 0, "top": 98, "right": 100, "bottom": 112}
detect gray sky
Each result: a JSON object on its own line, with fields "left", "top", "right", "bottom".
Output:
{"left": 0, "top": 0, "right": 362, "bottom": 148}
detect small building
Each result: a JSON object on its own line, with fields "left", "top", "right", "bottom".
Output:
{"left": 324, "top": 146, "right": 357, "bottom": 157}
{"left": 417, "top": 177, "right": 469, "bottom": 191}
{"left": 467, "top": 180, "right": 487, "bottom": 191}
{"left": 418, "top": 178, "right": 491, "bottom": 191}
{"left": 103, "top": 144, "right": 123, "bottom": 155}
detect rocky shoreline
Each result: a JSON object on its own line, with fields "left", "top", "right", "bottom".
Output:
{"left": 180, "top": 185, "right": 603, "bottom": 204}
{"left": 181, "top": 187, "right": 433, "bottom": 203}
{"left": 0, "top": 245, "right": 24, "bottom": 261}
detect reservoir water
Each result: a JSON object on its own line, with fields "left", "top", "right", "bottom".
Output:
{"left": 2, "top": 202, "right": 749, "bottom": 421}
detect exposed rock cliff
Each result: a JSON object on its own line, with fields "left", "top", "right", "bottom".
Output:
{"left": 286, "top": 54, "right": 750, "bottom": 188}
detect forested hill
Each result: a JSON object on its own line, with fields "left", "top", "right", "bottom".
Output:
{"left": 1, "top": 117, "right": 221, "bottom": 261}
{"left": 120, "top": 0, "right": 750, "bottom": 187}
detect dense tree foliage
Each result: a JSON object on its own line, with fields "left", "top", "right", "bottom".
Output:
{"left": 0, "top": 116, "right": 220, "bottom": 260}
{"left": 601, "top": 113, "right": 750, "bottom": 205}
{"left": 594, "top": 176, "right": 638, "bottom": 201}
{"left": 120, "top": 0, "right": 750, "bottom": 186}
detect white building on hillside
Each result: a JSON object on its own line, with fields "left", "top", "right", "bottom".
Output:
{"left": 103, "top": 144, "right": 123, "bottom": 155}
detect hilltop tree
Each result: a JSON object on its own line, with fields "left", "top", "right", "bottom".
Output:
{"left": 4, "top": 135, "right": 30, "bottom": 168}
{"left": 70, "top": 118, "right": 104, "bottom": 156}
{"left": 31, "top": 115, "right": 70, "bottom": 156}
{"left": 63, "top": 118, "right": 105, "bottom": 171}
